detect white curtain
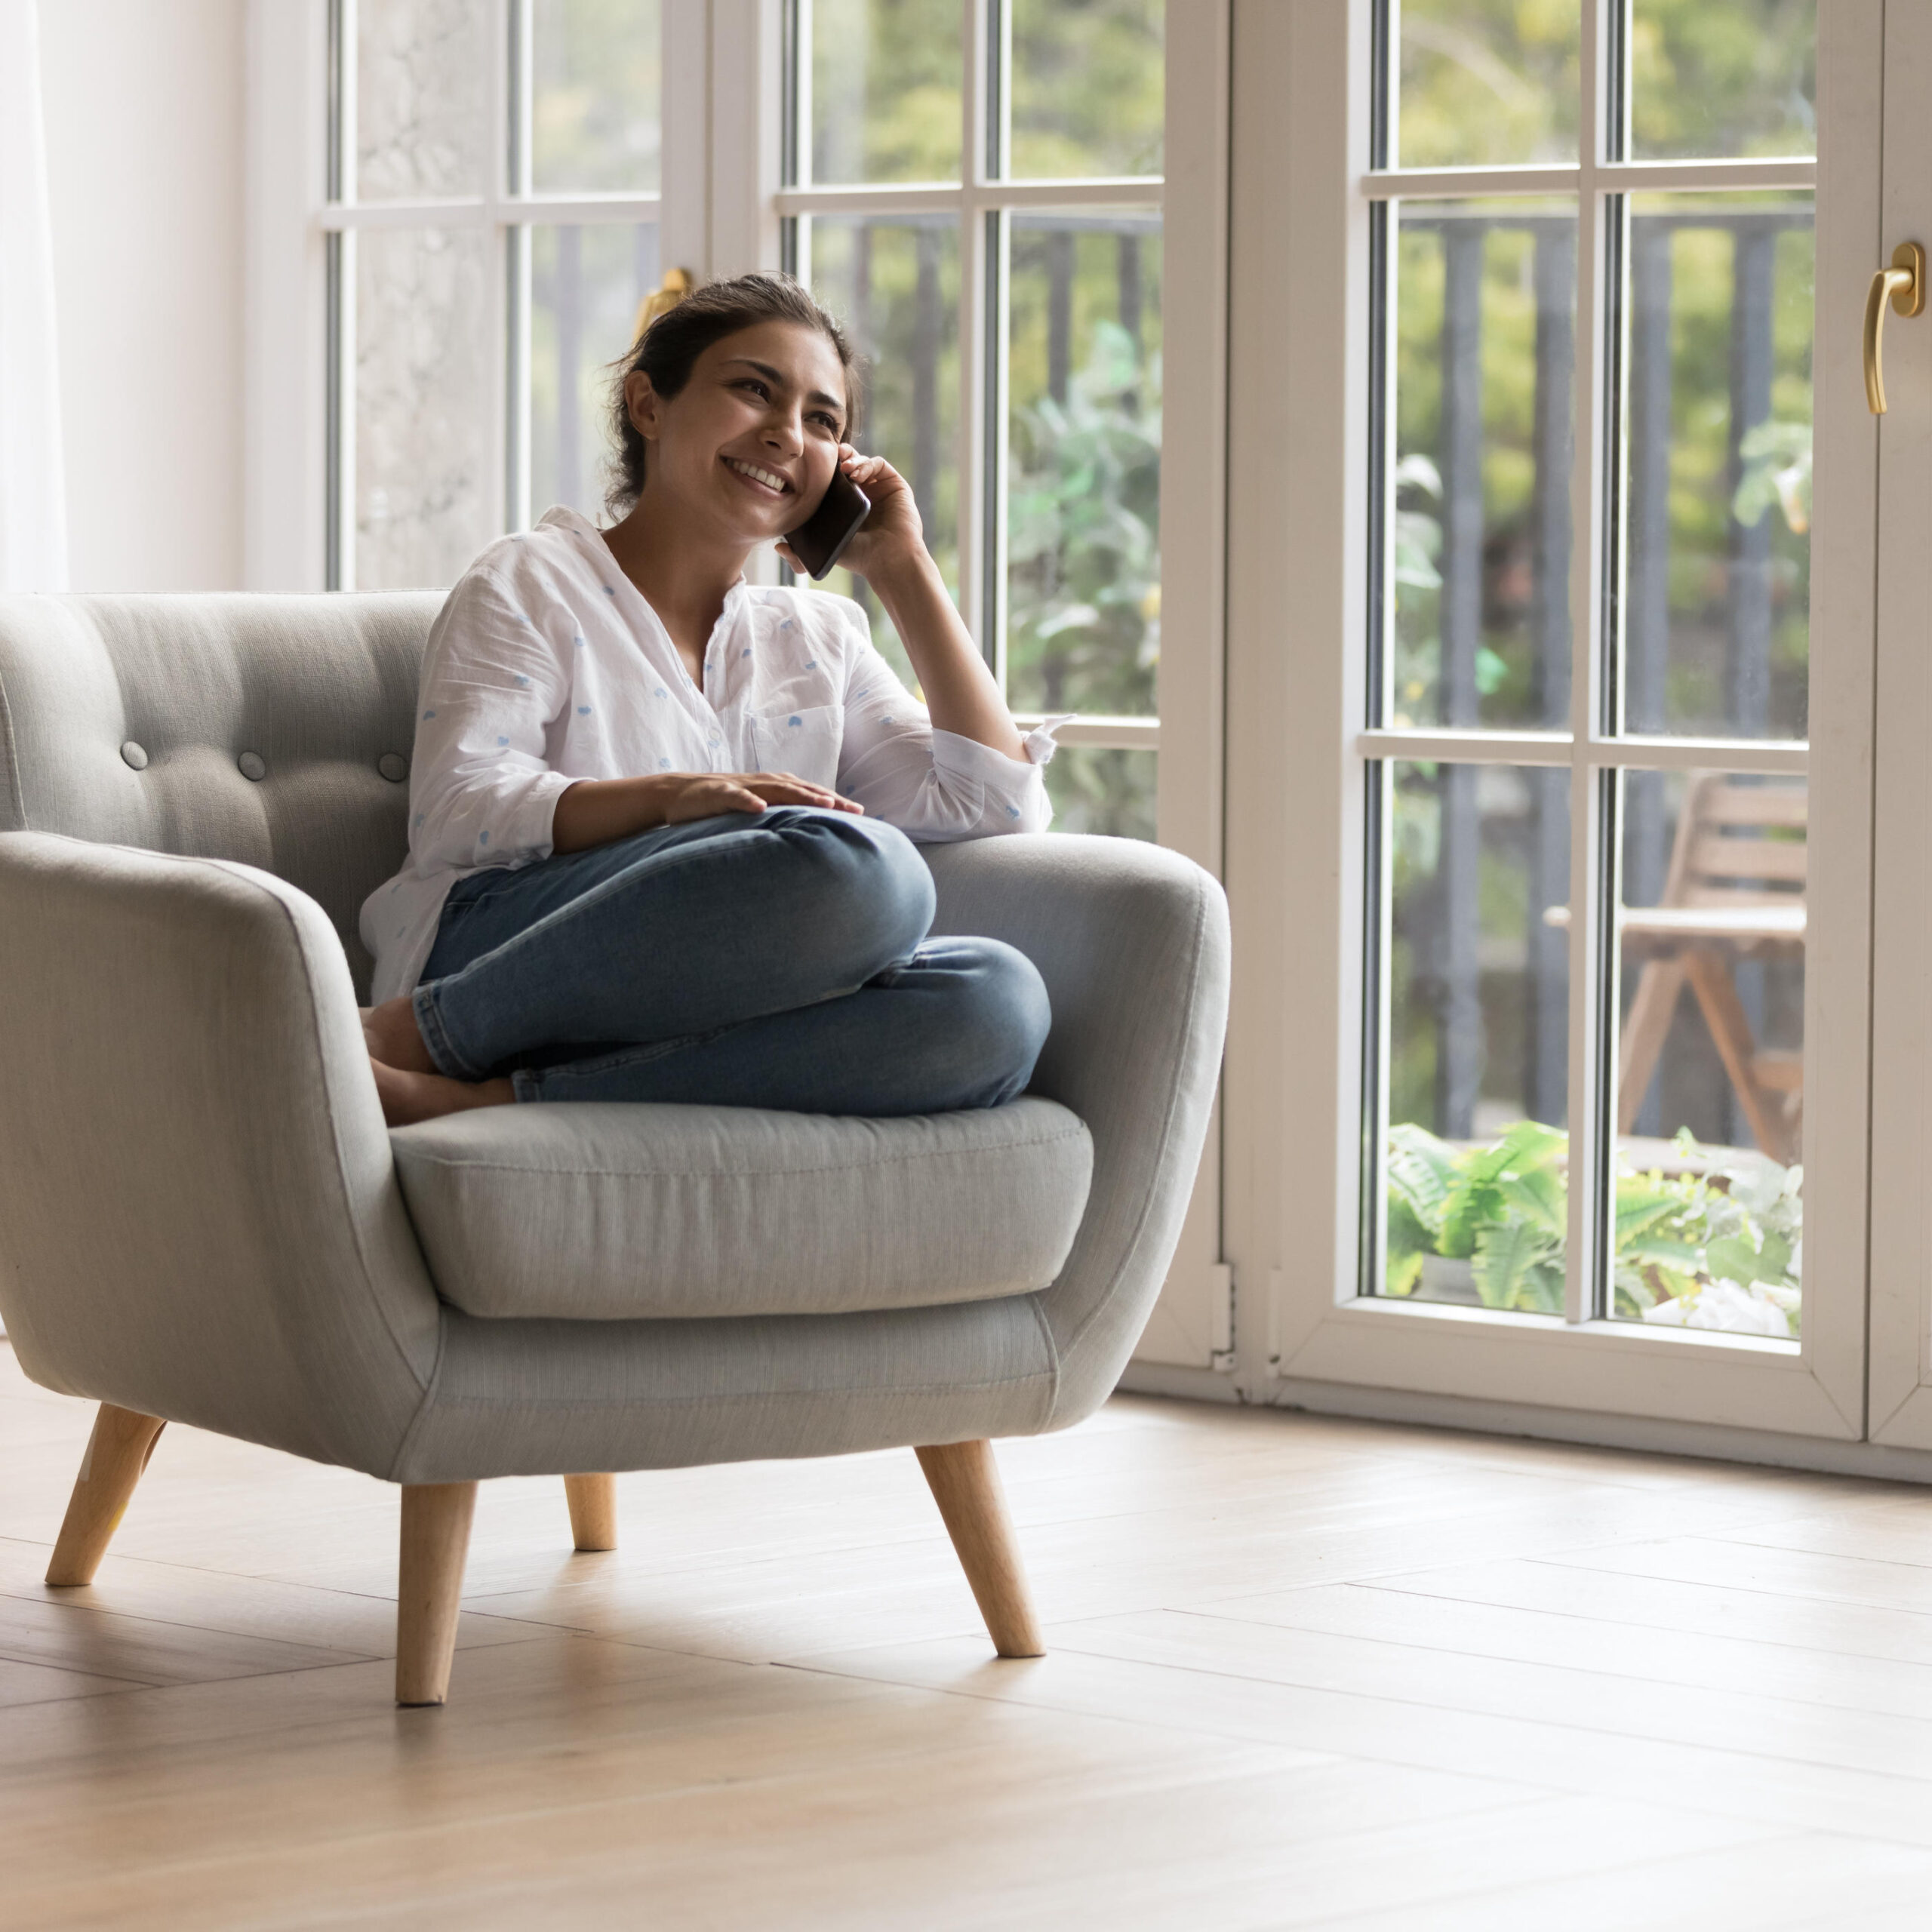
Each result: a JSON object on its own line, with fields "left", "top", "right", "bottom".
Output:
{"left": 0, "top": 0, "right": 67, "bottom": 592}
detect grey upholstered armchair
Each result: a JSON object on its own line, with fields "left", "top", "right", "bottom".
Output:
{"left": 0, "top": 593, "right": 1228, "bottom": 1705}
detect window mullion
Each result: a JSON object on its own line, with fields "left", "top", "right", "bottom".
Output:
{"left": 488, "top": 0, "right": 518, "bottom": 540}
{"left": 1563, "top": 0, "right": 1614, "bottom": 1324}
{"left": 958, "top": 0, "right": 996, "bottom": 659}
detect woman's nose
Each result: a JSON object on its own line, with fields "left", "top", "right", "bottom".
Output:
{"left": 763, "top": 408, "right": 804, "bottom": 454}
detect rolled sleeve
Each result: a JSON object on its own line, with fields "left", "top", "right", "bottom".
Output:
{"left": 832, "top": 605, "right": 1056, "bottom": 839}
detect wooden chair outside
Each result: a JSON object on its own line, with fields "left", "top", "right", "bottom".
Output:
{"left": 1616, "top": 772, "right": 1807, "bottom": 1164}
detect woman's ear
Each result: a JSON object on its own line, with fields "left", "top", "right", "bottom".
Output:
{"left": 624, "top": 368, "right": 663, "bottom": 441}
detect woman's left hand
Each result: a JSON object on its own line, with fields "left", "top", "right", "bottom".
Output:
{"left": 777, "top": 445, "right": 928, "bottom": 584}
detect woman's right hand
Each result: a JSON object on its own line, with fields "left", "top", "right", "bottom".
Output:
{"left": 657, "top": 771, "right": 865, "bottom": 823}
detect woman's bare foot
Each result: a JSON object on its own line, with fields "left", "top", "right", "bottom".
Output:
{"left": 360, "top": 995, "right": 438, "bottom": 1074}
{"left": 371, "top": 1057, "right": 515, "bottom": 1127}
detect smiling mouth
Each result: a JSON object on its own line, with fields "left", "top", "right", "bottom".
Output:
{"left": 724, "top": 457, "right": 792, "bottom": 496}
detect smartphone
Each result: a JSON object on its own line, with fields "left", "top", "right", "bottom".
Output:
{"left": 786, "top": 468, "right": 872, "bottom": 580}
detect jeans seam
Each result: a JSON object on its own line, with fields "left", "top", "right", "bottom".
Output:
{"left": 414, "top": 983, "right": 486, "bottom": 1081}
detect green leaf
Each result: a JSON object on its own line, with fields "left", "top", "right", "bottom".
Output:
{"left": 1384, "top": 1249, "right": 1423, "bottom": 1298}
{"left": 1704, "top": 1235, "right": 1762, "bottom": 1284}
{"left": 1614, "top": 1189, "right": 1682, "bottom": 1248}
{"left": 1471, "top": 1220, "right": 1563, "bottom": 1312}
{"left": 1498, "top": 1163, "right": 1566, "bottom": 1237}
{"left": 1386, "top": 1124, "right": 1458, "bottom": 1237}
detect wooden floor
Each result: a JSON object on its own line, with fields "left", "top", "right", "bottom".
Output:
{"left": 8, "top": 1346, "right": 1932, "bottom": 1929}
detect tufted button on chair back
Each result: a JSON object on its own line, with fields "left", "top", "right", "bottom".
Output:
{"left": 0, "top": 592, "right": 444, "bottom": 998}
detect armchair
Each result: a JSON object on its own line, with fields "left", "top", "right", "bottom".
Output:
{"left": 0, "top": 592, "right": 1228, "bottom": 1704}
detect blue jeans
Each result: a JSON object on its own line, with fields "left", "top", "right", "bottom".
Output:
{"left": 412, "top": 807, "right": 1051, "bottom": 1113}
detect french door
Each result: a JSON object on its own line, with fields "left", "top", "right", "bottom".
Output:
{"left": 1206, "top": 0, "right": 1920, "bottom": 1451}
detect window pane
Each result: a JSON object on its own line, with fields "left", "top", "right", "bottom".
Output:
{"left": 1006, "top": 214, "right": 1161, "bottom": 720}
{"left": 1631, "top": 0, "right": 1815, "bottom": 161}
{"left": 1389, "top": 202, "right": 1576, "bottom": 731}
{"left": 532, "top": 0, "right": 662, "bottom": 192}
{"left": 1044, "top": 746, "right": 1156, "bottom": 839}
{"left": 531, "top": 223, "right": 660, "bottom": 519}
{"left": 355, "top": 228, "right": 496, "bottom": 589}
{"left": 1621, "top": 193, "right": 1813, "bottom": 740}
{"left": 1381, "top": 761, "right": 1571, "bottom": 1312}
{"left": 1613, "top": 770, "right": 1804, "bottom": 1340}
{"left": 1011, "top": 0, "right": 1163, "bottom": 180}
{"left": 355, "top": 0, "right": 489, "bottom": 199}
{"left": 808, "top": 217, "right": 961, "bottom": 687}
{"left": 811, "top": 0, "right": 962, "bottom": 185}
{"left": 1396, "top": 0, "right": 1578, "bottom": 168}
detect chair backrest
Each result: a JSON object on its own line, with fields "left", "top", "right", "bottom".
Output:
{"left": 1661, "top": 771, "right": 1809, "bottom": 912}
{"left": 0, "top": 592, "right": 444, "bottom": 998}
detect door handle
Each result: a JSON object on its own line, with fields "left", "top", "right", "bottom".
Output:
{"left": 1865, "top": 242, "right": 1925, "bottom": 414}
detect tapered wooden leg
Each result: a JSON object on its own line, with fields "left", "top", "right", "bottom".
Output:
{"left": 395, "top": 1482, "right": 477, "bottom": 1707}
{"left": 46, "top": 1404, "right": 166, "bottom": 1587}
{"left": 915, "top": 1440, "right": 1044, "bottom": 1658}
{"left": 563, "top": 1474, "right": 617, "bottom": 1552}
{"left": 1617, "top": 957, "right": 1687, "bottom": 1134}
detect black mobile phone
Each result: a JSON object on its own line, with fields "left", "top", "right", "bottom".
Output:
{"left": 786, "top": 467, "right": 872, "bottom": 580}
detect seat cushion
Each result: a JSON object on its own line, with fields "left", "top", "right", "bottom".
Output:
{"left": 389, "top": 1098, "right": 1092, "bottom": 1321}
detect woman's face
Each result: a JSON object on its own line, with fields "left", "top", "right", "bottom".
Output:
{"left": 627, "top": 319, "right": 850, "bottom": 546}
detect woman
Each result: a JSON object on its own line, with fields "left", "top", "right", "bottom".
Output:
{"left": 358, "top": 272, "right": 1060, "bottom": 1127}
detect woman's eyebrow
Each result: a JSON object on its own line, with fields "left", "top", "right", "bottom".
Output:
{"left": 720, "top": 357, "right": 844, "bottom": 414}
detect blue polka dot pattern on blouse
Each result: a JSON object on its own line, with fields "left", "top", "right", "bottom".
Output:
{"left": 789, "top": 715, "right": 801, "bottom": 727}
{"left": 512, "top": 673, "right": 530, "bottom": 686}
{"left": 422, "top": 709, "right": 436, "bottom": 720}
{"left": 577, "top": 706, "right": 592, "bottom": 715}
{"left": 659, "top": 757, "right": 671, "bottom": 768}
{"left": 573, "top": 635, "right": 586, "bottom": 647}
{"left": 479, "top": 829, "right": 490, "bottom": 845}
{"left": 497, "top": 736, "right": 509, "bottom": 746}
{"left": 654, "top": 686, "right": 667, "bottom": 697}
{"left": 1008, "top": 805, "right": 1021, "bottom": 818}
{"left": 742, "top": 648, "right": 752, "bottom": 658}
{"left": 602, "top": 584, "right": 617, "bottom": 595}
{"left": 805, "top": 660, "right": 817, "bottom": 670}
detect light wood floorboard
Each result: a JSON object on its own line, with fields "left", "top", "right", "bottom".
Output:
{"left": 8, "top": 1342, "right": 1932, "bottom": 1927}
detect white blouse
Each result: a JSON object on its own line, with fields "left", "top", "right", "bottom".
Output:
{"left": 359, "top": 506, "right": 1061, "bottom": 1003}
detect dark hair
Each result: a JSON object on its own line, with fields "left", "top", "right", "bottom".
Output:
{"left": 605, "top": 270, "right": 862, "bottom": 516}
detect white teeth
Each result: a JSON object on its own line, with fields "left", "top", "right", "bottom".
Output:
{"left": 727, "top": 457, "right": 788, "bottom": 493}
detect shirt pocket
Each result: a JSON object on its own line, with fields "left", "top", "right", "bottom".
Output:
{"left": 754, "top": 703, "right": 844, "bottom": 788}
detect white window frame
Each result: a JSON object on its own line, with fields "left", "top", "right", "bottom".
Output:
{"left": 1200, "top": 0, "right": 1897, "bottom": 1460}
{"left": 245, "top": 0, "right": 1235, "bottom": 1371}
{"left": 245, "top": 0, "right": 715, "bottom": 592}
{"left": 766, "top": 0, "right": 1232, "bottom": 1370}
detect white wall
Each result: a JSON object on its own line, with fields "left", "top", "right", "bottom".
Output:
{"left": 39, "top": 0, "right": 246, "bottom": 592}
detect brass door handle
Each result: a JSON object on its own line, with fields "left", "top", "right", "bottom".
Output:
{"left": 1865, "top": 242, "right": 1925, "bottom": 414}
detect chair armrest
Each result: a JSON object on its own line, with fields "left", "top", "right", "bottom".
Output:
{"left": 0, "top": 832, "right": 439, "bottom": 1473}
{"left": 922, "top": 834, "right": 1230, "bottom": 1424}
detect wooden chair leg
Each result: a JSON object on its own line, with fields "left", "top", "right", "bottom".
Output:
{"left": 915, "top": 1440, "right": 1044, "bottom": 1659}
{"left": 1683, "top": 948, "right": 1794, "bottom": 1161}
{"left": 563, "top": 1474, "right": 617, "bottom": 1552}
{"left": 1617, "top": 956, "right": 1687, "bottom": 1135}
{"left": 395, "top": 1482, "right": 477, "bottom": 1707}
{"left": 46, "top": 1404, "right": 165, "bottom": 1587}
